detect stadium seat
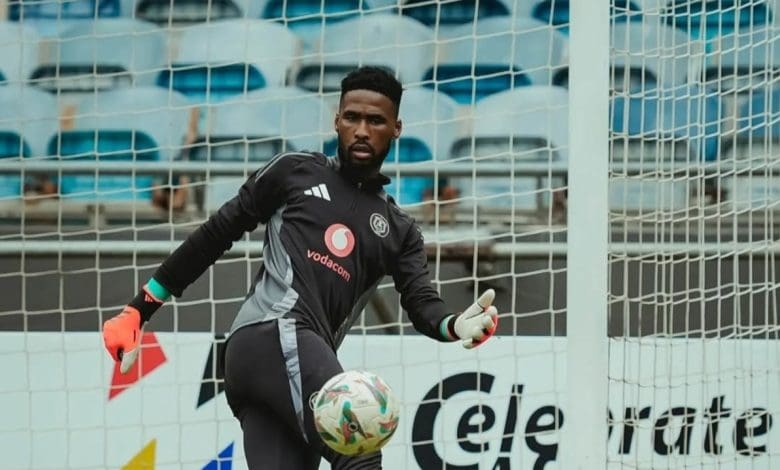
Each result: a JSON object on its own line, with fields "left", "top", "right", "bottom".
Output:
{"left": 662, "top": 0, "right": 773, "bottom": 40}
{"left": 157, "top": 19, "right": 302, "bottom": 102}
{"left": 260, "top": 0, "right": 365, "bottom": 48}
{"left": 135, "top": 0, "right": 257, "bottom": 25}
{"left": 30, "top": 19, "right": 166, "bottom": 94}
{"left": 47, "top": 87, "right": 191, "bottom": 200}
{"left": 0, "top": 22, "right": 40, "bottom": 85}
{"left": 699, "top": 25, "right": 779, "bottom": 133}
{"left": 610, "top": 85, "right": 723, "bottom": 210}
{"left": 196, "top": 86, "right": 333, "bottom": 209}
{"left": 520, "top": 0, "right": 642, "bottom": 33}
{"left": 702, "top": 26, "right": 779, "bottom": 93}
{"left": 294, "top": 14, "right": 435, "bottom": 94}
{"left": 196, "top": 86, "right": 332, "bottom": 162}
{"left": 7, "top": 0, "right": 132, "bottom": 36}
{"left": 0, "top": 86, "right": 59, "bottom": 199}
{"left": 449, "top": 86, "right": 569, "bottom": 211}
{"left": 611, "top": 19, "right": 700, "bottom": 93}
{"left": 384, "top": 88, "right": 460, "bottom": 205}
{"left": 398, "top": 0, "right": 511, "bottom": 28}
{"left": 722, "top": 86, "right": 780, "bottom": 209}
{"left": 424, "top": 17, "right": 568, "bottom": 104}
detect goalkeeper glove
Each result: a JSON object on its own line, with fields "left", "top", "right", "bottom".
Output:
{"left": 443, "top": 289, "right": 499, "bottom": 349}
{"left": 102, "top": 286, "right": 165, "bottom": 373}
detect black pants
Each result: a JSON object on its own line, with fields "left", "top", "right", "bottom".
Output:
{"left": 224, "top": 319, "right": 382, "bottom": 470}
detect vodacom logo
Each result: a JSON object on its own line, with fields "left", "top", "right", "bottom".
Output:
{"left": 324, "top": 223, "right": 355, "bottom": 258}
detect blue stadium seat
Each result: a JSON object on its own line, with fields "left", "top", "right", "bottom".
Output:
{"left": 384, "top": 88, "right": 460, "bottom": 205}
{"left": 702, "top": 26, "right": 779, "bottom": 94}
{"left": 47, "top": 87, "right": 191, "bottom": 200}
{"left": 424, "top": 17, "right": 568, "bottom": 104}
{"left": 196, "top": 86, "right": 333, "bottom": 209}
{"left": 610, "top": 85, "right": 723, "bottom": 210}
{"left": 196, "top": 86, "right": 332, "bottom": 162}
{"left": 135, "top": 0, "right": 256, "bottom": 25}
{"left": 0, "top": 22, "right": 40, "bottom": 85}
{"left": 723, "top": 86, "right": 780, "bottom": 208}
{"left": 0, "top": 86, "right": 59, "bottom": 199}
{"left": 261, "top": 0, "right": 364, "bottom": 48}
{"left": 9, "top": 0, "right": 122, "bottom": 20}
{"left": 157, "top": 19, "right": 301, "bottom": 103}
{"left": 7, "top": 0, "right": 132, "bottom": 36}
{"left": 30, "top": 19, "right": 166, "bottom": 94}
{"left": 514, "top": 0, "right": 644, "bottom": 34}
{"left": 663, "top": 0, "right": 772, "bottom": 40}
{"left": 294, "top": 14, "right": 435, "bottom": 93}
{"left": 611, "top": 20, "right": 698, "bottom": 93}
{"left": 399, "top": 0, "right": 511, "bottom": 27}
{"left": 450, "top": 86, "right": 569, "bottom": 211}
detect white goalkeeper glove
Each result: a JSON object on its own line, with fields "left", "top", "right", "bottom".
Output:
{"left": 445, "top": 289, "right": 499, "bottom": 349}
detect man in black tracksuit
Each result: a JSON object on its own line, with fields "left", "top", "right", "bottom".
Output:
{"left": 102, "top": 67, "right": 499, "bottom": 469}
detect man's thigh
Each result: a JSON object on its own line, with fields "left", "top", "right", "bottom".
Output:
{"left": 239, "top": 404, "right": 321, "bottom": 470}
{"left": 293, "top": 326, "right": 382, "bottom": 469}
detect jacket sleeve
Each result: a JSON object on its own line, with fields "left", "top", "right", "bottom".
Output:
{"left": 390, "top": 222, "right": 451, "bottom": 341}
{"left": 152, "top": 153, "right": 303, "bottom": 297}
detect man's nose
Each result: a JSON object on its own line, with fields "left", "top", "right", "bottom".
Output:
{"left": 355, "top": 119, "right": 369, "bottom": 138}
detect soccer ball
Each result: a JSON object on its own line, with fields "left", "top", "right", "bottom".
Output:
{"left": 312, "top": 370, "right": 400, "bottom": 456}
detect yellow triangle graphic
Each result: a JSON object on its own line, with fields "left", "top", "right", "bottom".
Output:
{"left": 122, "top": 439, "right": 156, "bottom": 470}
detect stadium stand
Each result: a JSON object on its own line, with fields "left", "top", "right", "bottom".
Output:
{"left": 0, "top": 21, "right": 40, "bottom": 85}
{"left": 135, "top": 0, "right": 257, "bottom": 25}
{"left": 0, "top": 86, "right": 60, "bottom": 199}
{"left": 449, "top": 86, "right": 569, "bottom": 213}
{"left": 383, "top": 87, "right": 461, "bottom": 205}
{"left": 662, "top": 0, "right": 773, "bottom": 40}
{"left": 157, "top": 19, "right": 302, "bottom": 102}
{"left": 513, "top": 0, "right": 643, "bottom": 33}
{"left": 610, "top": 19, "right": 701, "bottom": 93}
{"left": 398, "top": 0, "right": 512, "bottom": 27}
{"left": 30, "top": 19, "right": 166, "bottom": 94}
{"left": 294, "top": 14, "right": 435, "bottom": 95}
{"left": 424, "top": 16, "right": 569, "bottom": 104}
{"left": 6, "top": 0, "right": 133, "bottom": 36}
{"left": 260, "top": 0, "right": 366, "bottom": 48}
{"left": 610, "top": 85, "right": 723, "bottom": 210}
{"left": 722, "top": 85, "right": 780, "bottom": 209}
{"left": 195, "top": 87, "right": 333, "bottom": 209}
{"left": 701, "top": 25, "right": 779, "bottom": 93}
{"left": 46, "top": 87, "right": 191, "bottom": 201}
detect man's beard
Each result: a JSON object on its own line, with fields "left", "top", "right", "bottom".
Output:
{"left": 337, "top": 138, "right": 390, "bottom": 180}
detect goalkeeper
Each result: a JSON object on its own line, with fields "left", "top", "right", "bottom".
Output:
{"left": 102, "top": 67, "right": 499, "bottom": 470}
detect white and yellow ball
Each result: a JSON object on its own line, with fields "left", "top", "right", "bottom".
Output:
{"left": 312, "top": 370, "right": 400, "bottom": 456}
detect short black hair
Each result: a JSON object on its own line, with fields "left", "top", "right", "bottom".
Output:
{"left": 340, "top": 66, "right": 403, "bottom": 114}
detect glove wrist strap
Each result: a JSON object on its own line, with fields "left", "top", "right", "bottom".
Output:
{"left": 439, "top": 315, "right": 459, "bottom": 341}
{"left": 128, "top": 286, "right": 165, "bottom": 324}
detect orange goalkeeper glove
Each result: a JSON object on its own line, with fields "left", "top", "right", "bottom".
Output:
{"left": 102, "top": 286, "right": 164, "bottom": 373}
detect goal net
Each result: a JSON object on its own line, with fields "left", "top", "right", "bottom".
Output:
{"left": 0, "top": 0, "right": 778, "bottom": 468}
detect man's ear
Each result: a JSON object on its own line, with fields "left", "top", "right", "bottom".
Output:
{"left": 394, "top": 119, "right": 402, "bottom": 139}
{"left": 334, "top": 113, "right": 340, "bottom": 132}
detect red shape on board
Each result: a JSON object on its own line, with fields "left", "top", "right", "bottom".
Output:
{"left": 108, "top": 332, "right": 167, "bottom": 400}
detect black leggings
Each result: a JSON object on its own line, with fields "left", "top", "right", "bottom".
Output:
{"left": 223, "top": 319, "right": 382, "bottom": 470}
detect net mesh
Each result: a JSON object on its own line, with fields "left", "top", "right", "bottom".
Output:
{"left": 0, "top": 0, "right": 778, "bottom": 468}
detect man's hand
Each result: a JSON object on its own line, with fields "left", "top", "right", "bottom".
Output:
{"left": 102, "top": 306, "right": 143, "bottom": 374}
{"left": 453, "top": 289, "right": 499, "bottom": 349}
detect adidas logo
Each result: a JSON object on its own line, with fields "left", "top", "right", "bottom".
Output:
{"left": 304, "top": 183, "right": 331, "bottom": 201}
